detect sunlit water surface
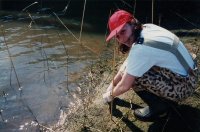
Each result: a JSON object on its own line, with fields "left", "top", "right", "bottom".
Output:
{"left": 0, "top": 13, "right": 106, "bottom": 131}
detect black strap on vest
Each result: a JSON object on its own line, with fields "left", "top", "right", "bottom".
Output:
{"left": 136, "top": 36, "right": 191, "bottom": 73}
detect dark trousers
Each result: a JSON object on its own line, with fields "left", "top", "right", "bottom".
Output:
{"left": 135, "top": 90, "right": 177, "bottom": 110}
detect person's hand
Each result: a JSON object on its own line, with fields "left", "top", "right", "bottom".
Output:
{"left": 103, "top": 91, "right": 113, "bottom": 104}
{"left": 106, "top": 83, "right": 113, "bottom": 92}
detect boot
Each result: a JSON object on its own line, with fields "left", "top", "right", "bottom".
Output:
{"left": 134, "top": 90, "right": 172, "bottom": 121}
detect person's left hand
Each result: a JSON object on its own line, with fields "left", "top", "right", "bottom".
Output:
{"left": 103, "top": 91, "right": 113, "bottom": 104}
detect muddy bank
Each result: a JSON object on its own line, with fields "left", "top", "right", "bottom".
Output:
{"left": 51, "top": 34, "right": 200, "bottom": 132}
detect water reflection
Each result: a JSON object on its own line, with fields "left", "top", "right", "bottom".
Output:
{"left": 0, "top": 11, "right": 105, "bottom": 131}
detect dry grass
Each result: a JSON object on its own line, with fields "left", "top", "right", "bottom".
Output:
{"left": 57, "top": 34, "right": 200, "bottom": 132}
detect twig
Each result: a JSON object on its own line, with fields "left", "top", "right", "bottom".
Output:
{"left": 162, "top": 112, "right": 171, "bottom": 132}
{"left": 1, "top": 26, "right": 21, "bottom": 89}
{"left": 57, "top": 32, "right": 70, "bottom": 93}
{"left": 170, "top": 10, "right": 200, "bottom": 29}
{"left": 87, "top": 126, "right": 103, "bottom": 132}
{"left": 105, "top": 10, "right": 111, "bottom": 42}
{"left": 110, "top": 35, "right": 120, "bottom": 128}
{"left": 2, "top": 7, "right": 48, "bottom": 130}
{"left": 84, "top": 43, "right": 100, "bottom": 55}
{"left": 39, "top": 34, "right": 50, "bottom": 84}
{"left": 62, "top": 0, "right": 71, "bottom": 13}
{"left": 110, "top": 41, "right": 116, "bottom": 122}
{"left": 0, "top": 109, "right": 4, "bottom": 122}
{"left": 22, "top": 2, "right": 38, "bottom": 12}
{"left": 109, "top": 111, "right": 131, "bottom": 132}
{"left": 133, "top": 0, "right": 137, "bottom": 15}
{"left": 152, "top": 0, "right": 154, "bottom": 23}
{"left": 120, "top": 0, "right": 132, "bottom": 8}
{"left": 79, "top": 0, "right": 87, "bottom": 42}
{"left": 38, "top": 124, "right": 55, "bottom": 132}
{"left": 25, "top": 10, "right": 50, "bottom": 84}
{"left": 52, "top": 12, "right": 79, "bottom": 41}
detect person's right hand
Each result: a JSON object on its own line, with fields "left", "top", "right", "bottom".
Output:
{"left": 102, "top": 91, "right": 113, "bottom": 104}
{"left": 106, "top": 83, "right": 113, "bottom": 92}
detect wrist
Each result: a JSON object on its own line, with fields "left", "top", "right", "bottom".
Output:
{"left": 110, "top": 90, "right": 113, "bottom": 98}
{"left": 109, "top": 90, "right": 114, "bottom": 101}
{"left": 103, "top": 91, "right": 113, "bottom": 103}
{"left": 106, "top": 84, "right": 113, "bottom": 92}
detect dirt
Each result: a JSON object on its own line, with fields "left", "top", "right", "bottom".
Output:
{"left": 53, "top": 33, "right": 200, "bottom": 132}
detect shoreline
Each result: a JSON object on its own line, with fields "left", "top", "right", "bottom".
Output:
{"left": 53, "top": 35, "right": 200, "bottom": 132}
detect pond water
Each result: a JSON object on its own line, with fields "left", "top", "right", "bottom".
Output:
{"left": 0, "top": 12, "right": 106, "bottom": 131}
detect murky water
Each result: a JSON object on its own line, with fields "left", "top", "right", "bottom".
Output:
{"left": 0, "top": 12, "right": 106, "bottom": 131}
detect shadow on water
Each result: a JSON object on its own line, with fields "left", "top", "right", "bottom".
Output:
{"left": 110, "top": 98, "right": 200, "bottom": 132}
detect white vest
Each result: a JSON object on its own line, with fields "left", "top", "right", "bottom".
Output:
{"left": 124, "top": 24, "right": 194, "bottom": 77}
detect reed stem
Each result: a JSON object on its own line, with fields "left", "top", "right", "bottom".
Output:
{"left": 53, "top": 12, "right": 79, "bottom": 41}
{"left": 133, "top": 0, "right": 137, "bottom": 15}
{"left": 152, "top": 0, "right": 154, "bottom": 23}
{"left": 79, "top": 0, "right": 87, "bottom": 43}
{"left": 1, "top": 26, "right": 21, "bottom": 89}
{"left": 57, "top": 32, "right": 70, "bottom": 93}
{"left": 110, "top": 35, "right": 117, "bottom": 124}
